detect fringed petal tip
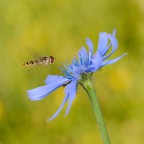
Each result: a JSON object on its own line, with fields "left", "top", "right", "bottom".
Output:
{"left": 102, "top": 53, "right": 127, "bottom": 67}
{"left": 118, "top": 53, "right": 128, "bottom": 58}
{"left": 47, "top": 111, "right": 68, "bottom": 122}
{"left": 27, "top": 77, "right": 69, "bottom": 102}
{"left": 86, "top": 38, "right": 93, "bottom": 53}
{"left": 27, "top": 86, "right": 50, "bottom": 101}
{"left": 47, "top": 109, "right": 70, "bottom": 122}
{"left": 113, "top": 28, "right": 116, "bottom": 37}
{"left": 64, "top": 109, "right": 70, "bottom": 117}
{"left": 97, "top": 32, "right": 109, "bottom": 56}
{"left": 47, "top": 117, "right": 54, "bottom": 122}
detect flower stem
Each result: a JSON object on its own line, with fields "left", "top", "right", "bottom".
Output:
{"left": 80, "top": 73, "right": 110, "bottom": 144}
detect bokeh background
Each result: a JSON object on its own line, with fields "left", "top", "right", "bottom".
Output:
{"left": 0, "top": 0, "right": 144, "bottom": 144}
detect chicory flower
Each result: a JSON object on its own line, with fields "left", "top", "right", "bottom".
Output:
{"left": 27, "top": 29, "right": 126, "bottom": 121}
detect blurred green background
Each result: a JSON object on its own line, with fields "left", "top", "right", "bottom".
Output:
{"left": 0, "top": 0, "right": 144, "bottom": 144}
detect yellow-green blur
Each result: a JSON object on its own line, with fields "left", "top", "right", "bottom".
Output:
{"left": 0, "top": 0, "right": 144, "bottom": 144}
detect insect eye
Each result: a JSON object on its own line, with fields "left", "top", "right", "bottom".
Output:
{"left": 49, "top": 56, "right": 55, "bottom": 63}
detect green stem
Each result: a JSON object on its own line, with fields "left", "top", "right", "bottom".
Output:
{"left": 80, "top": 73, "right": 110, "bottom": 144}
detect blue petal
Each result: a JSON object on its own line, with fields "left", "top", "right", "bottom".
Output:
{"left": 64, "top": 79, "right": 78, "bottom": 116}
{"left": 113, "top": 28, "right": 116, "bottom": 37}
{"left": 101, "top": 43, "right": 111, "bottom": 56}
{"left": 48, "top": 94, "right": 69, "bottom": 121}
{"left": 97, "top": 32, "right": 108, "bottom": 56}
{"left": 69, "top": 59, "right": 81, "bottom": 75}
{"left": 101, "top": 29, "right": 116, "bottom": 56}
{"left": 27, "top": 78, "right": 69, "bottom": 101}
{"left": 48, "top": 78, "right": 78, "bottom": 121}
{"left": 78, "top": 47, "right": 87, "bottom": 58}
{"left": 102, "top": 53, "right": 127, "bottom": 67}
{"left": 78, "top": 47, "right": 88, "bottom": 66}
{"left": 70, "top": 58, "right": 79, "bottom": 69}
{"left": 88, "top": 52, "right": 92, "bottom": 66}
{"left": 102, "top": 33, "right": 118, "bottom": 60}
{"left": 90, "top": 52, "right": 102, "bottom": 71}
{"left": 72, "top": 58, "right": 79, "bottom": 67}
{"left": 86, "top": 38, "right": 93, "bottom": 53}
{"left": 85, "top": 67, "right": 98, "bottom": 72}
{"left": 66, "top": 65, "right": 73, "bottom": 73}
{"left": 45, "top": 75, "right": 68, "bottom": 85}
{"left": 71, "top": 67, "right": 82, "bottom": 75}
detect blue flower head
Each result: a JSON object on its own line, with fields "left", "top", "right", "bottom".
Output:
{"left": 27, "top": 29, "right": 127, "bottom": 121}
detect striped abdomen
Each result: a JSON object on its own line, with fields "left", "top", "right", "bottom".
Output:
{"left": 23, "top": 56, "right": 55, "bottom": 67}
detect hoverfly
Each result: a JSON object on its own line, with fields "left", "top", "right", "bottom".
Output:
{"left": 23, "top": 56, "right": 55, "bottom": 67}
{"left": 62, "top": 81, "right": 71, "bottom": 87}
